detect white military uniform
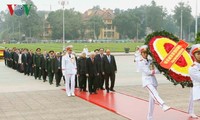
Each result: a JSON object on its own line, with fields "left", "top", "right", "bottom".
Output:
{"left": 139, "top": 58, "right": 165, "bottom": 120}
{"left": 188, "top": 44, "right": 200, "bottom": 118}
{"left": 188, "top": 62, "right": 200, "bottom": 115}
{"left": 134, "top": 49, "right": 141, "bottom": 72}
{"left": 62, "top": 53, "right": 77, "bottom": 96}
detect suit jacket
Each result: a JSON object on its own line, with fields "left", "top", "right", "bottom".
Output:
{"left": 86, "top": 57, "right": 99, "bottom": 76}
{"left": 95, "top": 54, "right": 106, "bottom": 73}
{"left": 41, "top": 55, "right": 47, "bottom": 69}
{"left": 102, "top": 55, "right": 117, "bottom": 74}
{"left": 13, "top": 52, "right": 19, "bottom": 63}
{"left": 77, "top": 57, "right": 87, "bottom": 75}
{"left": 22, "top": 53, "right": 28, "bottom": 64}
{"left": 27, "top": 53, "right": 34, "bottom": 65}
{"left": 54, "top": 56, "right": 62, "bottom": 73}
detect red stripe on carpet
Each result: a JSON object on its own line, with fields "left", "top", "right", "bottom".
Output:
{"left": 62, "top": 89, "right": 199, "bottom": 120}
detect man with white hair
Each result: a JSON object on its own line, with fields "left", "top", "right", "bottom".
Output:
{"left": 86, "top": 52, "right": 99, "bottom": 94}
{"left": 138, "top": 45, "right": 170, "bottom": 120}
{"left": 62, "top": 45, "right": 77, "bottom": 97}
{"left": 188, "top": 44, "right": 200, "bottom": 119}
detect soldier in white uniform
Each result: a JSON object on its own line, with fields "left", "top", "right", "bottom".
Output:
{"left": 62, "top": 45, "right": 77, "bottom": 97}
{"left": 134, "top": 46, "right": 140, "bottom": 72}
{"left": 188, "top": 44, "right": 200, "bottom": 119}
{"left": 138, "top": 45, "right": 170, "bottom": 120}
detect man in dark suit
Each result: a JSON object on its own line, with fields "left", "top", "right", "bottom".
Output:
{"left": 22, "top": 49, "right": 29, "bottom": 75}
{"left": 95, "top": 48, "right": 106, "bottom": 90}
{"left": 28, "top": 50, "right": 34, "bottom": 76}
{"left": 86, "top": 52, "right": 99, "bottom": 94}
{"left": 77, "top": 52, "right": 87, "bottom": 92}
{"left": 54, "top": 52, "right": 62, "bottom": 87}
{"left": 102, "top": 49, "right": 117, "bottom": 93}
{"left": 41, "top": 51, "right": 48, "bottom": 82}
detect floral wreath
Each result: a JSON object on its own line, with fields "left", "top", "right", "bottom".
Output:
{"left": 145, "top": 30, "right": 193, "bottom": 88}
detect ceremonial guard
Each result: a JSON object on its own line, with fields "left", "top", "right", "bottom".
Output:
{"left": 134, "top": 46, "right": 140, "bottom": 72}
{"left": 33, "top": 48, "right": 43, "bottom": 80}
{"left": 62, "top": 45, "right": 77, "bottom": 97}
{"left": 138, "top": 45, "right": 170, "bottom": 120}
{"left": 188, "top": 44, "right": 200, "bottom": 119}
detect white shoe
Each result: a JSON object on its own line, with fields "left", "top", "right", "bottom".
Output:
{"left": 190, "top": 113, "right": 198, "bottom": 119}
{"left": 162, "top": 105, "right": 170, "bottom": 112}
{"left": 67, "top": 94, "right": 71, "bottom": 97}
{"left": 71, "top": 93, "right": 75, "bottom": 97}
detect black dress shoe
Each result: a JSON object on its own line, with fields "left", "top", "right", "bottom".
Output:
{"left": 107, "top": 90, "right": 109, "bottom": 93}
{"left": 110, "top": 89, "right": 115, "bottom": 92}
{"left": 94, "top": 92, "right": 98, "bottom": 94}
{"left": 83, "top": 90, "right": 88, "bottom": 92}
{"left": 89, "top": 92, "right": 93, "bottom": 94}
{"left": 56, "top": 85, "right": 59, "bottom": 87}
{"left": 101, "top": 88, "right": 105, "bottom": 90}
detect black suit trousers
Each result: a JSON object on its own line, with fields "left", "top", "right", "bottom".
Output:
{"left": 55, "top": 69, "right": 62, "bottom": 85}
{"left": 88, "top": 75, "right": 97, "bottom": 93}
{"left": 104, "top": 73, "right": 115, "bottom": 90}
{"left": 79, "top": 74, "right": 87, "bottom": 90}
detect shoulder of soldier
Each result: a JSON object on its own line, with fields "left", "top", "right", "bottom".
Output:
{"left": 191, "top": 63, "right": 197, "bottom": 68}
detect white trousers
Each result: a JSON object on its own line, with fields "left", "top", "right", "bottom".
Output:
{"left": 188, "top": 88, "right": 194, "bottom": 114}
{"left": 65, "top": 74, "right": 75, "bottom": 96}
{"left": 136, "top": 61, "right": 140, "bottom": 72}
{"left": 146, "top": 85, "right": 165, "bottom": 120}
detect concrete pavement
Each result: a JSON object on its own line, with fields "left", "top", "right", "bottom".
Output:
{"left": 0, "top": 55, "right": 199, "bottom": 119}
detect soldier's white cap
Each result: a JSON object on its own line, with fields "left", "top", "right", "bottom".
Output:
{"left": 139, "top": 45, "right": 148, "bottom": 53}
{"left": 66, "top": 45, "right": 73, "bottom": 51}
{"left": 190, "top": 44, "right": 200, "bottom": 57}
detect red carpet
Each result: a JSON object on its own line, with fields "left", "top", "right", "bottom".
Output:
{"left": 63, "top": 89, "right": 199, "bottom": 120}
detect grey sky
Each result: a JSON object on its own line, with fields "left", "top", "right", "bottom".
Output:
{"left": 1, "top": 0, "right": 199, "bottom": 16}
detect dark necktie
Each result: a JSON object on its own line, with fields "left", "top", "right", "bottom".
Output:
{"left": 69, "top": 54, "right": 71, "bottom": 58}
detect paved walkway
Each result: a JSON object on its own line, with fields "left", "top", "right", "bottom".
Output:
{"left": 0, "top": 55, "right": 199, "bottom": 119}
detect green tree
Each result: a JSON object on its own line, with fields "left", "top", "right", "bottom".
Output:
{"left": 146, "top": 0, "right": 166, "bottom": 31}
{"left": 47, "top": 9, "right": 82, "bottom": 40}
{"left": 1, "top": 0, "right": 43, "bottom": 41}
{"left": 195, "top": 32, "right": 200, "bottom": 43}
{"left": 162, "top": 15, "right": 179, "bottom": 34}
{"left": 173, "top": 2, "right": 193, "bottom": 40}
{"left": 87, "top": 15, "right": 104, "bottom": 40}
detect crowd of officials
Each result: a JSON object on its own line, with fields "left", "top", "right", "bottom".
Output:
{"left": 3, "top": 46, "right": 117, "bottom": 96}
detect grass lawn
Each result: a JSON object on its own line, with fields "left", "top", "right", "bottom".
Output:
{"left": 0, "top": 43, "right": 144, "bottom": 53}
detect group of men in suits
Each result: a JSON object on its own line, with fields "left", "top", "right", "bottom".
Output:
{"left": 80, "top": 48, "right": 117, "bottom": 94}
{"left": 4, "top": 46, "right": 118, "bottom": 96}
{"left": 4, "top": 47, "right": 63, "bottom": 87}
